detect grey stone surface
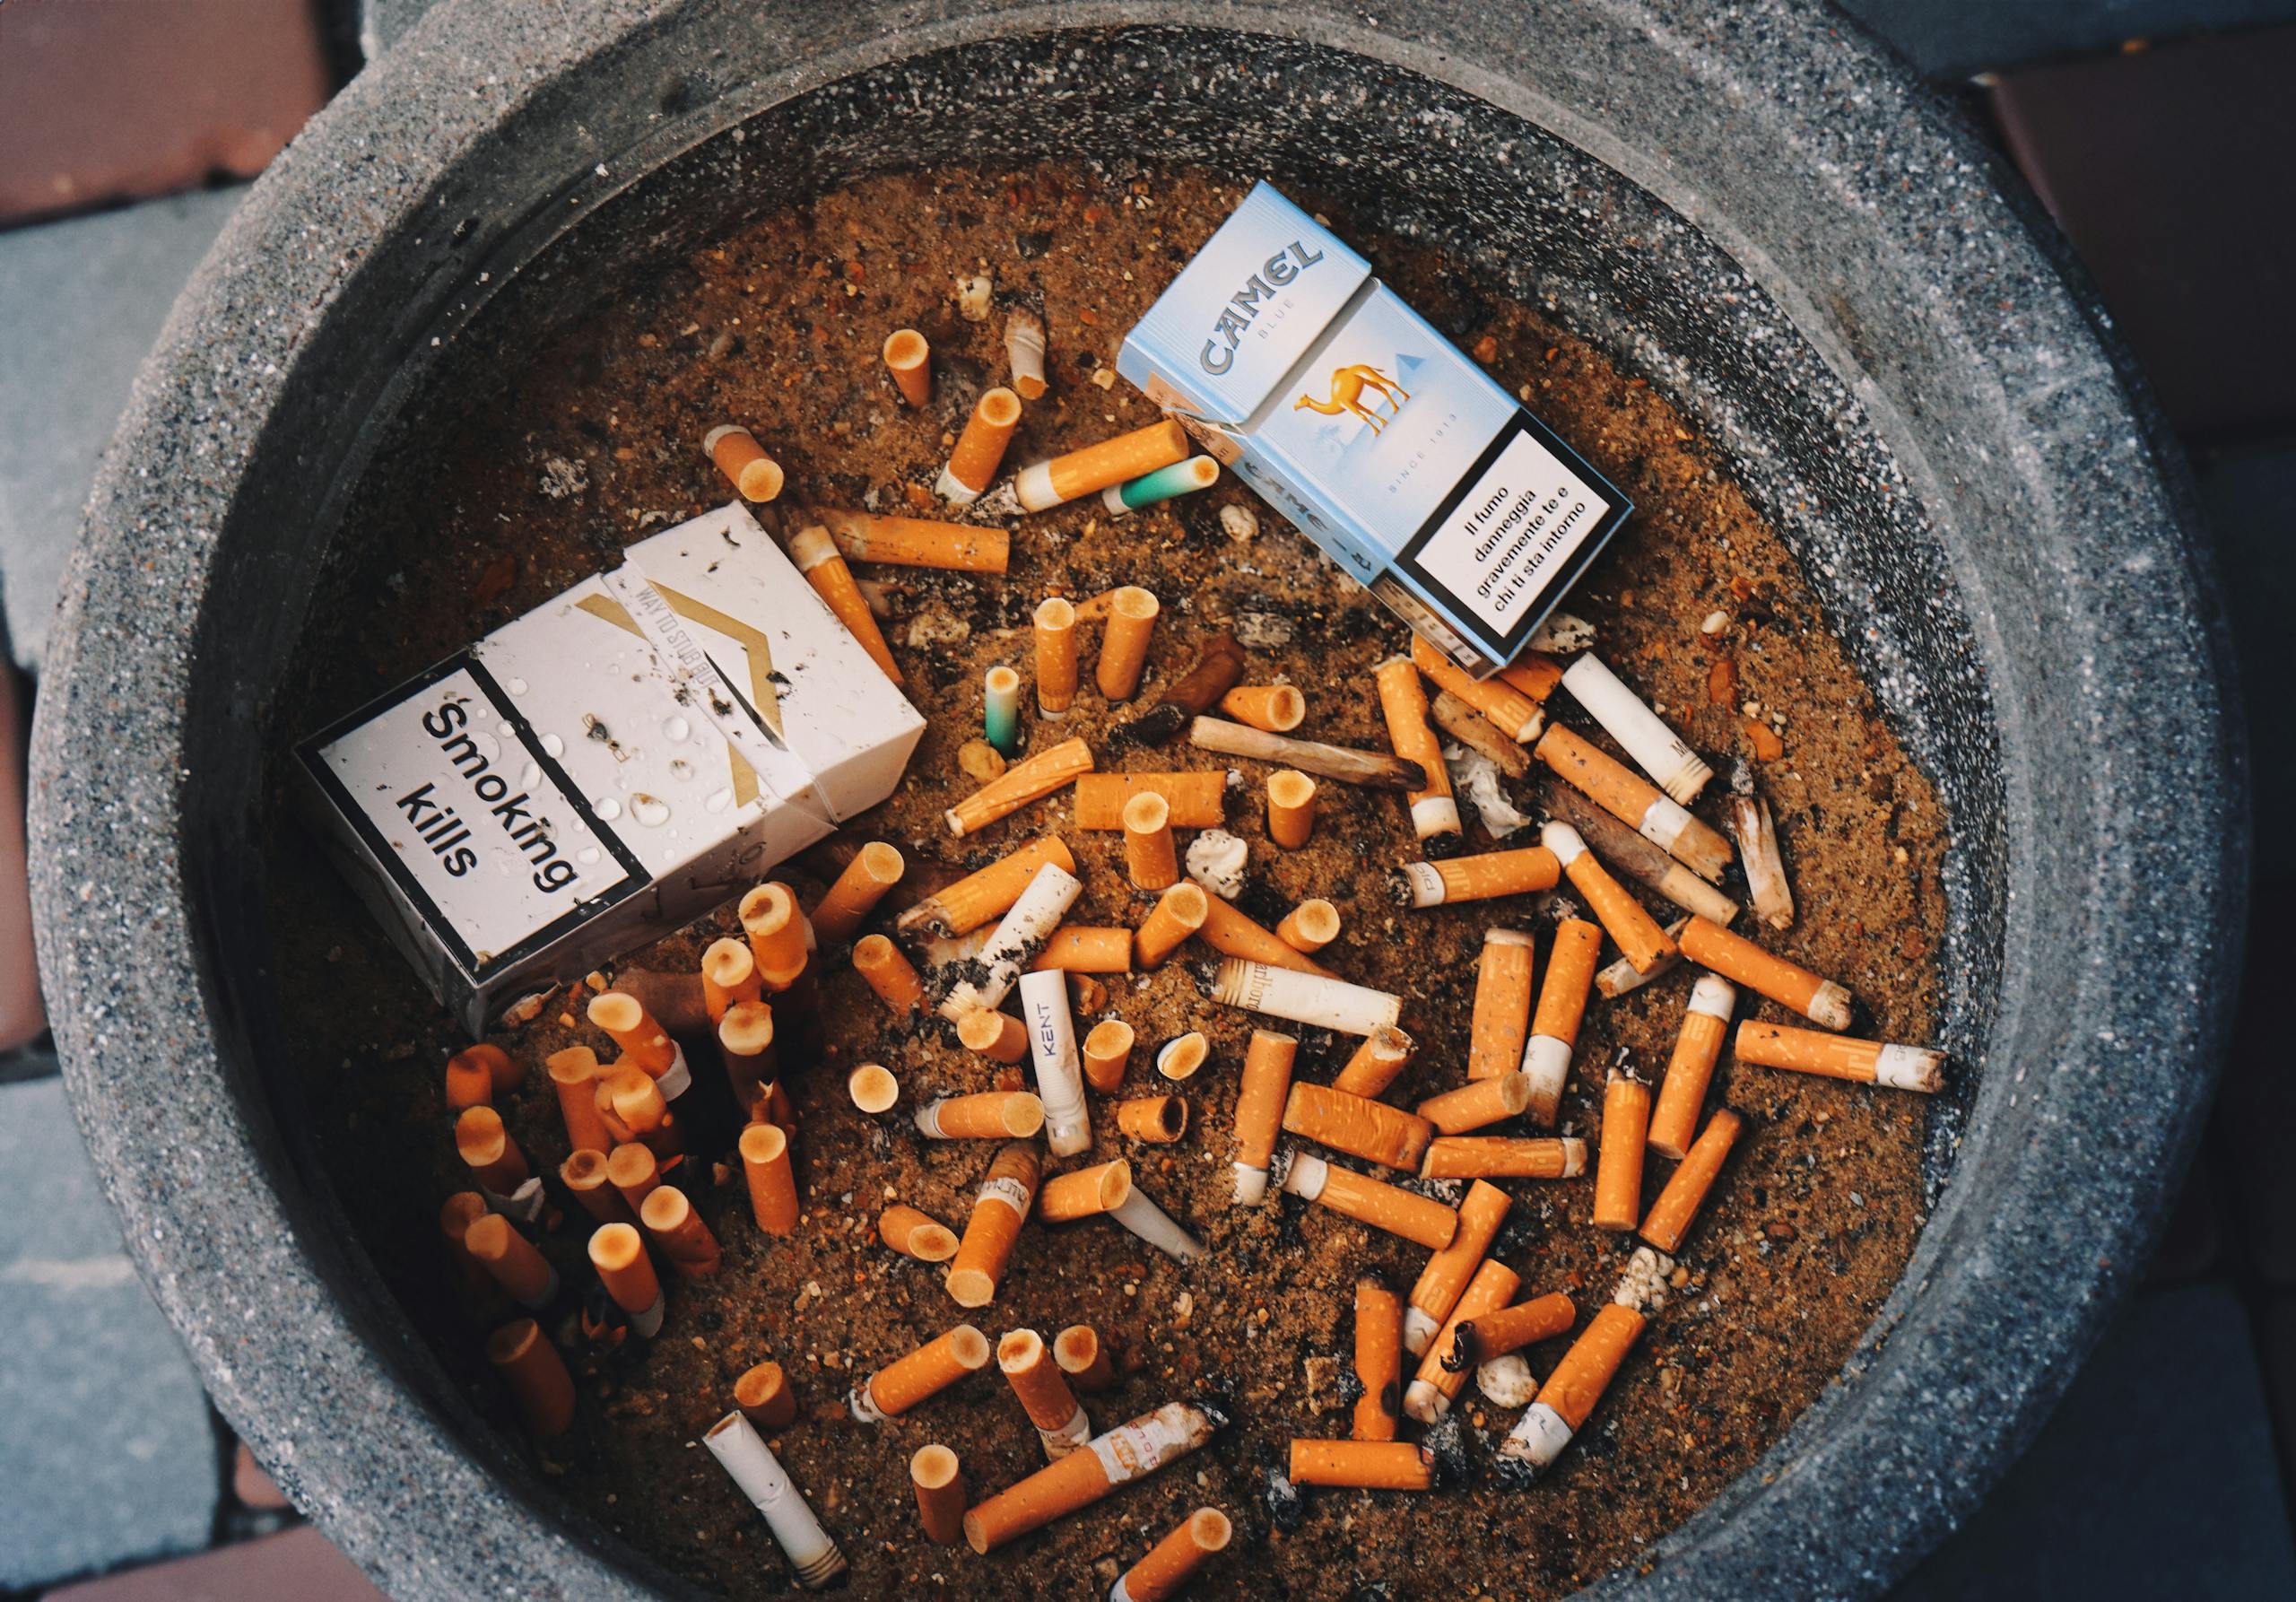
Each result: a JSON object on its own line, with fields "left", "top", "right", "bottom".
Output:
{"left": 24, "top": 3, "right": 2245, "bottom": 1600}
{"left": 0, "top": 1076, "right": 218, "bottom": 1589}
{"left": 1839, "top": 0, "right": 2296, "bottom": 78}
{"left": 0, "top": 187, "right": 243, "bottom": 673}
{"left": 358, "top": 0, "right": 442, "bottom": 58}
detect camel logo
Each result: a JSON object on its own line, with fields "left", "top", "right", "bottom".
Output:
{"left": 1294, "top": 362, "right": 1412, "bottom": 437}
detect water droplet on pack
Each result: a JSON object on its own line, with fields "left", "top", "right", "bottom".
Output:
{"left": 507, "top": 677, "right": 529, "bottom": 695}
{"left": 593, "top": 797, "right": 622, "bottom": 821}
{"left": 662, "top": 714, "right": 691, "bottom": 743}
{"left": 520, "top": 762, "right": 542, "bottom": 789}
{"left": 576, "top": 847, "right": 602, "bottom": 866}
{"left": 540, "top": 732, "right": 565, "bottom": 757}
{"left": 496, "top": 720, "right": 517, "bottom": 739}
{"left": 705, "top": 788, "right": 734, "bottom": 814}
{"left": 631, "top": 794, "right": 671, "bottom": 827}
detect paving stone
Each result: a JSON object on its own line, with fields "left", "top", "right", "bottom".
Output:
{"left": 41, "top": 1525, "right": 387, "bottom": 1602}
{"left": 0, "top": 1076, "right": 219, "bottom": 1590}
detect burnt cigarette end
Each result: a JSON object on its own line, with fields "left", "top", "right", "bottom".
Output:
{"left": 1383, "top": 871, "right": 1418, "bottom": 908}
{"left": 1262, "top": 1467, "right": 1305, "bottom": 1534}
{"left": 1423, "top": 832, "right": 1465, "bottom": 860}
{"left": 1422, "top": 1415, "right": 1472, "bottom": 1488}
{"left": 1441, "top": 1325, "right": 1481, "bottom": 1374}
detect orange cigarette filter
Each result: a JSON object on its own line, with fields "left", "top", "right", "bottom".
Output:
{"left": 700, "top": 938, "right": 762, "bottom": 1023}
{"left": 1548, "top": 823, "right": 1679, "bottom": 974}
{"left": 1537, "top": 1302, "right": 1646, "bottom": 1430}
{"left": 1733, "top": 1020, "right": 1946, "bottom": 1091}
{"left": 957, "top": 1006, "right": 1031, "bottom": 1065}
{"left": 1410, "top": 634, "right": 1544, "bottom": 741}
{"left": 445, "top": 1044, "right": 511, "bottom": 1109}
{"left": 899, "top": 836, "right": 1078, "bottom": 939}
{"left": 1420, "top": 1136, "right": 1587, "bottom": 1181}
{"left": 1116, "top": 1508, "right": 1233, "bottom": 1602}
{"left": 717, "top": 999, "right": 777, "bottom": 1114}
{"left": 945, "top": 1141, "right": 1041, "bottom": 1308}
{"left": 1640, "top": 1107, "right": 1744, "bottom": 1252}
{"left": 1036, "top": 1159, "right": 1132, "bottom": 1223}
{"left": 1221, "top": 683, "right": 1306, "bottom": 733}
{"left": 739, "top": 883, "right": 812, "bottom": 982}
{"left": 587, "top": 990, "right": 678, "bottom": 1076}
{"left": 1276, "top": 898, "right": 1341, "bottom": 954}
{"left": 1534, "top": 919, "right": 1604, "bottom": 1045}
{"left": 1500, "top": 651, "right": 1565, "bottom": 701}
{"left": 1054, "top": 1325, "right": 1115, "bottom": 1390}
{"left": 455, "top": 1106, "right": 528, "bottom": 1193}
{"left": 997, "top": 1328, "right": 1089, "bottom": 1447}
{"left": 561, "top": 1149, "right": 631, "bottom": 1224}
{"left": 487, "top": 1319, "right": 576, "bottom": 1437}
{"left": 1135, "top": 882, "right": 1209, "bottom": 969}
{"left": 945, "top": 736, "right": 1095, "bottom": 837}
{"left": 735, "top": 1360, "right": 799, "bottom": 1429}
{"left": 942, "top": 387, "right": 1024, "bottom": 501}
{"left": 961, "top": 1398, "right": 1219, "bottom": 1553}
{"left": 1330, "top": 1024, "right": 1415, "bottom": 1099}
{"left": 1352, "top": 1274, "right": 1404, "bottom": 1441}
{"left": 853, "top": 935, "right": 926, "bottom": 1014}
{"left": 1374, "top": 655, "right": 1461, "bottom": 845}
{"left": 1118, "top": 1094, "right": 1188, "bottom": 1143}
{"left": 1074, "top": 771, "right": 1228, "bottom": 831}
{"left": 465, "top": 1213, "right": 557, "bottom": 1308}
{"left": 1592, "top": 1070, "right": 1653, "bottom": 1232}
{"left": 1415, "top": 1071, "right": 1533, "bottom": 1135}
{"left": 1096, "top": 587, "right": 1161, "bottom": 701}
{"left": 1397, "top": 847, "right": 1561, "bottom": 908}
{"left": 1035, "top": 596, "right": 1079, "bottom": 718}
{"left": 739, "top": 1121, "right": 799, "bottom": 1236}
{"left": 1404, "top": 1180, "right": 1510, "bottom": 1355}
{"left": 918, "top": 1091, "right": 1044, "bottom": 1140}
{"left": 1680, "top": 917, "right": 1854, "bottom": 1032}
{"left": 883, "top": 327, "right": 932, "bottom": 407}
{"left": 1156, "top": 1032, "right": 1210, "bottom": 1082}
{"left": 1468, "top": 930, "right": 1535, "bottom": 1081}
{"left": 1265, "top": 769, "right": 1317, "bottom": 849}
{"left": 1197, "top": 894, "right": 1334, "bottom": 978}
{"left": 1283, "top": 1082, "right": 1435, "bottom": 1172}
{"left": 1453, "top": 1290, "right": 1577, "bottom": 1363}
{"left": 639, "top": 1185, "right": 723, "bottom": 1278}
{"left": 1536, "top": 724, "right": 1733, "bottom": 883}
{"left": 587, "top": 1221, "right": 662, "bottom": 1320}
{"left": 599, "top": 1065, "right": 670, "bottom": 1142}
{"left": 854, "top": 1324, "right": 992, "bottom": 1420}
{"left": 548, "top": 1047, "right": 614, "bottom": 1153}
{"left": 1028, "top": 926, "right": 1135, "bottom": 973}
{"left": 704, "top": 423, "right": 784, "bottom": 502}
{"left": 789, "top": 525, "right": 903, "bottom": 683}
{"left": 912, "top": 1444, "right": 967, "bottom": 1545}
{"left": 1231, "top": 1029, "right": 1298, "bottom": 1205}
{"left": 1083, "top": 1019, "right": 1136, "bottom": 1093}
{"left": 606, "top": 1143, "right": 659, "bottom": 1211}
{"left": 808, "top": 506, "right": 1010, "bottom": 574}
{"left": 1288, "top": 1439, "right": 1436, "bottom": 1491}
{"left": 1020, "top": 419, "right": 1191, "bottom": 508}
{"left": 1283, "top": 1157, "right": 1458, "bottom": 1251}
{"left": 810, "top": 841, "right": 905, "bottom": 945}
{"left": 1648, "top": 974, "right": 1737, "bottom": 1159}
{"left": 879, "top": 1204, "right": 961, "bottom": 1262}
{"left": 1122, "top": 790, "right": 1180, "bottom": 890}
{"left": 1406, "top": 1258, "right": 1521, "bottom": 1420}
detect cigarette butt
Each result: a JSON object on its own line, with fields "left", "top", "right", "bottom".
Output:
{"left": 717, "top": 999, "right": 778, "bottom": 1118}
{"left": 1640, "top": 1108, "right": 1744, "bottom": 1252}
{"left": 1726, "top": 780, "right": 1796, "bottom": 930}
{"left": 939, "top": 387, "right": 1023, "bottom": 503}
{"left": 853, "top": 935, "right": 926, "bottom": 1015}
{"left": 1410, "top": 636, "right": 1544, "bottom": 742}
{"left": 445, "top": 1045, "right": 503, "bottom": 1110}
{"left": 1287, "top": 1439, "right": 1437, "bottom": 1491}
{"left": 1592, "top": 1069, "right": 1653, "bottom": 1232}
{"left": 1275, "top": 898, "right": 1341, "bottom": 954}
{"left": 916, "top": 1091, "right": 1045, "bottom": 1140}
{"left": 945, "top": 736, "right": 1095, "bottom": 837}
{"left": 937, "top": 863, "right": 1083, "bottom": 1022}
{"left": 1122, "top": 790, "right": 1180, "bottom": 890}
{"left": 956, "top": 1006, "right": 1031, "bottom": 1065}
{"left": 1405, "top": 1258, "right": 1520, "bottom": 1422}
{"left": 1037, "top": 1159, "right": 1134, "bottom": 1223}
{"left": 1596, "top": 917, "right": 1692, "bottom": 999}
{"left": 852, "top": 1323, "right": 993, "bottom": 1421}
{"left": 587, "top": 1222, "right": 664, "bottom": 1336}
{"left": 704, "top": 423, "right": 783, "bottom": 502}
{"left": 912, "top": 1443, "right": 968, "bottom": 1545}
{"left": 1352, "top": 1274, "right": 1403, "bottom": 1441}
{"left": 1331, "top": 1025, "right": 1416, "bottom": 1099}
{"left": 1415, "top": 1070, "right": 1534, "bottom": 1134}
{"left": 1468, "top": 930, "right": 1535, "bottom": 1081}
{"left": 1431, "top": 688, "right": 1534, "bottom": 778}
{"left": 1679, "top": 918, "right": 1853, "bottom": 1031}
{"left": 605, "top": 1143, "right": 660, "bottom": 1213}
{"left": 455, "top": 1106, "right": 529, "bottom": 1194}
{"left": 640, "top": 1184, "right": 722, "bottom": 1278}
{"left": 1733, "top": 1021, "right": 1945, "bottom": 1091}
{"left": 1074, "top": 771, "right": 1229, "bottom": 831}
{"left": 946, "top": 1141, "right": 1040, "bottom": 1307}
{"left": 701, "top": 938, "right": 762, "bottom": 1023}
{"left": 807, "top": 506, "right": 1009, "bottom": 573}
{"left": 962, "top": 1399, "right": 1220, "bottom": 1553}
{"left": 701, "top": 1411, "right": 847, "bottom": 1589}
{"left": 1154, "top": 1032, "right": 1210, "bottom": 1082}
{"left": 848, "top": 1062, "right": 900, "bottom": 1114}
{"left": 1500, "top": 1303, "right": 1648, "bottom": 1476}
{"left": 739, "top": 883, "right": 812, "bottom": 982}
{"left": 1560, "top": 653, "right": 1714, "bottom": 805}
{"left": 789, "top": 525, "right": 903, "bottom": 684}
{"left": 1029, "top": 926, "right": 1135, "bottom": 973}
{"left": 1452, "top": 1291, "right": 1577, "bottom": 1367}
{"left": 1499, "top": 651, "right": 1565, "bottom": 701}
{"left": 735, "top": 1360, "right": 799, "bottom": 1430}
{"left": 487, "top": 1319, "right": 576, "bottom": 1437}
{"left": 1545, "top": 781, "right": 1742, "bottom": 927}
{"left": 587, "top": 989, "right": 677, "bottom": 1075}
{"left": 810, "top": 840, "right": 905, "bottom": 946}
{"left": 738, "top": 1122, "right": 799, "bottom": 1236}
{"left": 1191, "top": 717, "right": 1427, "bottom": 790}
{"left": 1545, "top": 823, "right": 1679, "bottom": 975}
{"left": 1419, "top": 1136, "right": 1587, "bottom": 1181}
{"left": 1394, "top": 847, "right": 1561, "bottom": 908}
{"left": 561, "top": 1149, "right": 632, "bottom": 1224}
{"left": 1118, "top": 1094, "right": 1189, "bottom": 1144}
{"left": 883, "top": 327, "right": 932, "bottom": 407}
{"left": 1221, "top": 684, "right": 1306, "bottom": 733}
{"left": 1282, "top": 1154, "right": 1458, "bottom": 1250}
{"left": 1375, "top": 656, "right": 1462, "bottom": 848}
{"left": 1265, "top": 769, "right": 1317, "bottom": 849}
{"left": 1035, "top": 596, "right": 1079, "bottom": 718}
{"left": 1522, "top": 918, "right": 1603, "bottom": 1126}
{"left": 1648, "top": 975, "right": 1737, "bottom": 1158}
{"left": 898, "top": 837, "right": 1078, "bottom": 941}
{"left": 1113, "top": 1507, "right": 1233, "bottom": 1602}
{"left": 1096, "top": 587, "right": 1161, "bottom": 701}
{"left": 1083, "top": 1019, "right": 1136, "bottom": 1093}
{"left": 1231, "top": 1030, "right": 1298, "bottom": 1205}
{"left": 600, "top": 1065, "right": 671, "bottom": 1143}
{"left": 465, "top": 1213, "right": 559, "bottom": 1310}
{"left": 999, "top": 1328, "right": 1092, "bottom": 1458}
{"left": 1101, "top": 454, "right": 1221, "bottom": 517}
{"left": 1403, "top": 1180, "right": 1511, "bottom": 1356}
{"left": 548, "top": 1047, "right": 614, "bottom": 1154}
{"left": 1283, "top": 1082, "right": 1435, "bottom": 1171}
{"left": 1005, "top": 309, "right": 1048, "bottom": 399}
{"left": 971, "top": 669, "right": 1022, "bottom": 765}
{"left": 1213, "top": 959, "right": 1402, "bottom": 1038}
{"left": 1197, "top": 894, "right": 1333, "bottom": 978}
{"left": 879, "top": 1205, "right": 961, "bottom": 1263}
{"left": 1110, "top": 1184, "right": 1204, "bottom": 1263}
{"left": 1535, "top": 725, "right": 1733, "bottom": 884}
{"left": 981, "top": 419, "right": 1191, "bottom": 518}
{"left": 1054, "top": 1324, "right": 1116, "bottom": 1390}
{"left": 1135, "top": 882, "right": 1210, "bottom": 969}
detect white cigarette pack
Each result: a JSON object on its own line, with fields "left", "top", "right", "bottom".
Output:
{"left": 299, "top": 503, "right": 925, "bottom": 1033}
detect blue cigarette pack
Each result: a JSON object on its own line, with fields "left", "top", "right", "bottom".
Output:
{"left": 1118, "top": 182, "right": 1631, "bottom": 674}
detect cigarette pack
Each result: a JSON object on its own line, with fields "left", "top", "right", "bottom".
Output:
{"left": 1118, "top": 182, "right": 1631, "bottom": 674}
{"left": 299, "top": 503, "right": 925, "bottom": 1033}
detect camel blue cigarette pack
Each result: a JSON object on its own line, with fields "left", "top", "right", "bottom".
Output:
{"left": 1118, "top": 182, "right": 1630, "bottom": 674}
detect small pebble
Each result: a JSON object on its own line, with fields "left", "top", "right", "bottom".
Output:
{"left": 1700, "top": 609, "right": 1730, "bottom": 634}
{"left": 1220, "top": 504, "right": 1258, "bottom": 543}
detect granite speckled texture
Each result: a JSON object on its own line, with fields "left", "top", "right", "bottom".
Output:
{"left": 26, "top": 2, "right": 2245, "bottom": 1599}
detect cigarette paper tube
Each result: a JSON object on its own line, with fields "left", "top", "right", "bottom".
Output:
{"left": 899, "top": 837, "right": 1077, "bottom": 940}
{"left": 848, "top": 1063, "right": 900, "bottom": 1114}
{"left": 1404, "top": 1180, "right": 1511, "bottom": 1356}
{"left": 588, "top": 1223, "right": 664, "bottom": 1336}
{"left": 1728, "top": 787, "right": 1796, "bottom": 930}
{"left": 1191, "top": 717, "right": 1427, "bottom": 790}
{"left": 1055, "top": 1325, "right": 1115, "bottom": 1390}
{"left": 945, "top": 737, "right": 1094, "bottom": 837}
{"left": 1101, "top": 455, "right": 1220, "bottom": 515}
{"left": 1639, "top": 1108, "right": 1744, "bottom": 1252}
{"left": 561, "top": 1149, "right": 631, "bottom": 1224}
{"left": 1598, "top": 933, "right": 1689, "bottom": 1000}
{"left": 1416, "top": 1071, "right": 1533, "bottom": 1135}
{"left": 1197, "top": 894, "right": 1332, "bottom": 978}
{"left": 1220, "top": 684, "right": 1306, "bottom": 733}
{"left": 1500, "top": 651, "right": 1566, "bottom": 701}
{"left": 1035, "top": 596, "right": 1079, "bottom": 718}
{"left": 1156, "top": 1032, "right": 1209, "bottom": 1082}
{"left": 1111, "top": 1185, "right": 1205, "bottom": 1263}
{"left": 1375, "top": 655, "right": 1461, "bottom": 846}
{"left": 1680, "top": 918, "right": 1854, "bottom": 1031}
{"left": 736, "top": 1360, "right": 799, "bottom": 1429}
{"left": 1352, "top": 1275, "right": 1404, "bottom": 1441}
{"left": 1734, "top": 1021, "right": 1945, "bottom": 1091}
{"left": 1096, "top": 587, "right": 1161, "bottom": 701}
{"left": 739, "top": 1122, "right": 799, "bottom": 1235}
{"left": 1420, "top": 1136, "right": 1587, "bottom": 1181}
{"left": 1118, "top": 1094, "right": 1187, "bottom": 1143}
{"left": 455, "top": 1106, "right": 528, "bottom": 1194}
{"left": 1083, "top": 1020, "right": 1135, "bottom": 1093}
{"left": 1452, "top": 1292, "right": 1577, "bottom": 1366}
{"left": 916, "top": 1092, "right": 1045, "bottom": 1140}
{"left": 996, "top": 420, "right": 1191, "bottom": 516}
{"left": 1469, "top": 930, "right": 1535, "bottom": 1081}
{"left": 1547, "top": 781, "right": 1740, "bottom": 927}
{"left": 1501, "top": 1304, "right": 1647, "bottom": 1474}
{"left": 789, "top": 525, "right": 902, "bottom": 683}
{"left": 1431, "top": 688, "right": 1533, "bottom": 777}
{"left": 488, "top": 1319, "right": 576, "bottom": 1437}
{"left": 1410, "top": 635, "right": 1544, "bottom": 742}
{"left": 1038, "top": 1159, "right": 1134, "bottom": 1223}
{"left": 1331, "top": 1025, "right": 1415, "bottom": 1099}
{"left": 740, "top": 883, "right": 811, "bottom": 979}
{"left": 704, "top": 423, "right": 784, "bottom": 502}
{"left": 940, "top": 863, "right": 1083, "bottom": 1020}
{"left": 549, "top": 1047, "right": 614, "bottom": 1153}
{"left": 1019, "top": 968, "right": 1091, "bottom": 1156}
{"left": 946, "top": 1142, "right": 1040, "bottom": 1307}
{"left": 1561, "top": 653, "right": 1713, "bottom": 805}
{"left": 641, "top": 1185, "right": 722, "bottom": 1278}
{"left": 1593, "top": 1072, "right": 1652, "bottom": 1232}
{"left": 1282, "top": 1154, "right": 1457, "bottom": 1250}
{"left": 444, "top": 1049, "right": 494, "bottom": 1110}
{"left": 853, "top": 935, "right": 925, "bottom": 1015}
{"left": 701, "top": 938, "right": 762, "bottom": 1023}
{"left": 1121, "top": 791, "right": 1179, "bottom": 891}
{"left": 1135, "top": 883, "right": 1209, "bottom": 969}
{"left": 883, "top": 327, "right": 931, "bottom": 407}
{"left": 702, "top": 1412, "right": 847, "bottom": 1589}
{"left": 912, "top": 1444, "right": 967, "bottom": 1545}
{"left": 465, "top": 1214, "right": 558, "bottom": 1310}
{"left": 1397, "top": 848, "right": 1561, "bottom": 908}
{"left": 1231, "top": 1029, "right": 1298, "bottom": 1205}
{"left": 853, "top": 1324, "right": 992, "bottom": 1420}
{"left": 957, "top": 1007, "right": 1031, "bottom": 1065}
{"left": 879, "top": 1204, "right": 961, "bottom": 1262}
{"left": 1275, "top": 898, "right": 1340, "bottom": 954}
{"left": 1547, "top": 822, "right": 1678, "bottom": 975}
{"left": 1029, "top": 926, "right": 1135, "bottom": 972}
{"left": 1522, "top": 919, "right": 1603, "bottom": 1127}
{"left": 1074, "top": 771, "right": 1228, "bottom": 830}
{"left": 1288, "top": 1440, "right": 1435, "bottom": 1491}
{"left": 1283, "top": 1083, "right": 1434, "bottom": 1171}
{"left": 810, "top": 506, "right": 1009, "bottom": 573}
{"left": 588, "top": 990, "right": 676, "bottom": 1075}
{"left": 1112, "top": 1507, "right": 1232, "bottom": 1602}
{"left": 1005, "top": 309, "right": 1048, "bottom": 399}
{"left": 939, "top": 387, "right": 1023, "bottom": 503}
{"left": 1536, "top": 724, "right": 1732, "bottom": 884}
{"left": 606, "top": 1143, "right": 659, "bottom": 1212}
{"left": 1648, "top": 974, "right": 1738, "bottom": 1158}
{"left": 1265, "top": 769, "right": 1316, "bottom": 849}
{"left": 962, "top": 1399, "right": 1218, "bottom": 1553}
{"left": 1213, "top": 959, "right": 1402, "bottom": 1038}
{"left": 810, "top": 840, "right": 904, "bottom": 946}
{"left": 1000, "top": 1328, "right": 1091, "bottom": 1457}
{"left": 1405, "top": 1258, "right": 1521, "bottom": 1422}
